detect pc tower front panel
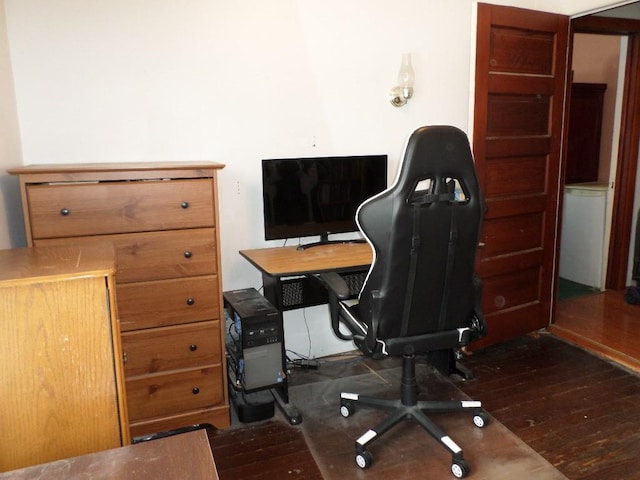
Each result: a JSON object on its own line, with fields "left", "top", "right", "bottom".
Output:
{"left": 224, "top": 288, "right": 285, "bottom": 392}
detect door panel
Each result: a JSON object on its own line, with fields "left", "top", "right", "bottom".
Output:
{"left": 485, "top": 156, "right": 547, "bottom": 196}
{"left": 487, "top": 95, "right": 550, "bottom": 135}
{"left": 481, "top": 267, "right": 540, "bottom": 315}
{"left": 489, "top": 27, "right": 556, "bottom": 75}
{"left": 482, "top": 213, "right": 544, "bottom": 256}
{"left": 472, "top": 3, "right": 569, "bottom": 348}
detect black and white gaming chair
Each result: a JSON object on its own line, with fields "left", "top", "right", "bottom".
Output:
{"left": 316, "top": 125, "right": 488, "bottom": 478}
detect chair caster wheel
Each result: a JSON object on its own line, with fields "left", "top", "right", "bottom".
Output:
{"left": 340, "top": 401, "right": 355, "bottom": 418}
{"left": 473, "top": 411, "right": 490, "bottom": 428}
{"left": 355, "top": 451, "right": 373, "bottom": 469}
{"left": 451, "top": 459, "right": 470, "bottom": 478}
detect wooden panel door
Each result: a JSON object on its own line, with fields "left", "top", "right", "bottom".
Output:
{"left": 472, "top": 4, "right": 569, "bottom": 348}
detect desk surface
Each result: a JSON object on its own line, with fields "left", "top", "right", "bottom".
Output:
{"left": 240, "top": 242, "right": 373, "bottom": 277}
{"left": 0, "top": 430, "right": 218, "bottom": 479}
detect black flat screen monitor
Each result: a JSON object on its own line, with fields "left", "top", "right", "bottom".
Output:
{"left": 262, "top": 154, "right": 387, "bottom": 243}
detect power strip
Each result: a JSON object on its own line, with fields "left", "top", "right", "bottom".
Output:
{"left": 293, "top": 359, "right": 320, "bottom": 370}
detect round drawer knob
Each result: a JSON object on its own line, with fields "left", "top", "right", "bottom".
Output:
{"left": 181, "top": 201, "right": 189, "bottom": 209}
{"left": 192, "top": 387, "right": 200, "bottom": 395}
{"left": 189, "top": 344, "right": 198, "bottom": 352}
{"left": 184, "top": 251, "right": 192, "bottom": 259}
{"left": 186, "top": 298, "right": 195, "bottom": 306}
{"left": 60, "top": 208, "right": 70, "bottom": 216}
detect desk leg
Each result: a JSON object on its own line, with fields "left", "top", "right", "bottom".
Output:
{"left": 262, "top": 274, "right": 283, "bottom": 311}
{"left": 260, "top": 276, "right": 303, "bottom": 424}
{"left": 270, "top": 385, "right": 302, "bottom": 425}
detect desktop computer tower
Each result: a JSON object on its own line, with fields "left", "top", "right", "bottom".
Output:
{"left": 223, "top": 288, "right": 285, "bottom": 393}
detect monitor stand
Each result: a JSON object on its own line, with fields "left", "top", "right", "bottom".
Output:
{"left": 296, "top": 233, "right": 366, "bottom": 251}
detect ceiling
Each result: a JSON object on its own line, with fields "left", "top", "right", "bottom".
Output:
{"left": 594, "top": 2, "right": 640, "bottom": 18}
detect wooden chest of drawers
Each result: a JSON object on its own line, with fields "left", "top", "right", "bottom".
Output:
{"left": 9, "top": 162, "right": 229, "bottom": 437}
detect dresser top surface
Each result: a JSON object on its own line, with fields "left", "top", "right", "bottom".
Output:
{"left": 0, "top": 245, "right": 115, "bottom": 285}
{"left": 7, "top": 161, "right": 224, "bottom": 182}
{"left": 8, "top": 161, "right": 225, "bottom": 175}
{"left": 9, "top": 162, "right": 225, "bottom": 183}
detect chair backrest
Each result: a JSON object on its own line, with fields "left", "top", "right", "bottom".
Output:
{"left": 356, "top": 126, "right": 483, "bottom": 342}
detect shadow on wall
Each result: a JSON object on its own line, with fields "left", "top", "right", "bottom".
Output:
{"left": 0, "top": 174, "right": 27, "bottom": 248}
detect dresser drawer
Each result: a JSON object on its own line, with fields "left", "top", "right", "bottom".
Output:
{"left": 26, "top": 179, "right": 215, "bottom": 239}
{"left": 126, "top": 366, "right": 224, "bottom": 421}
{"left": 118, "top": 276, "right": 220, "bottom": 331}
{"left": 129, "top": 405, "right": 230, "bottom": 439}
{"left": 35, "top": 228, "right": 217, "bottom": 283}
{"left": 121, "top": 322, "right": 221, "bottom": 377}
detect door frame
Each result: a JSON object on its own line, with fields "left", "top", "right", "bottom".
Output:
{"left": 571, "top": 15, "right": 640, "bottom": 290}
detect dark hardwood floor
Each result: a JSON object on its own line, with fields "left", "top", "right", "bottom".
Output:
{"left": 460, "top": 290, "right": 640, "bottom": 479}
{"left": 208, "top": 291, "right": 640, "bottom": 479}
{"left": 458, "top": 333, "right": 640, "bottom": 480}
{"left": 207, "top": 420, "right": 322, "bottom": 479}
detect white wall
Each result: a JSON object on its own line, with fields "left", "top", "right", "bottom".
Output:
{"left": 1, "top": 0, "right": 630, "bottom": 358}
{"left": 0, "top": 0, "right": 24, "bottom": 248}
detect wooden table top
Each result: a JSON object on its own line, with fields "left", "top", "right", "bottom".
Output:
{"left": 240, "top": 242, "right": 373, "bottom": 277}
{"left": 0, "top": 430, "right": 218, "bottom": 479}
{"left": 0, "top": 245, "right": 115, "bottom": 286}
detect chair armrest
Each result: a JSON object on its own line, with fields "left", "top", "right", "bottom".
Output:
{"left": 316, "top": 272, "right": 350, "bottom": 300}
{"left": 313, "top": 272, "right": 357, "bottom": 342}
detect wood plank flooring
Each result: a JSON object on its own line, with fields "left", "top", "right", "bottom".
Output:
{"left": 207, "top": 421, "right": 323, "bottom": 480}
{"left": 551, "top": 290, "right": 640, "bottom": 372}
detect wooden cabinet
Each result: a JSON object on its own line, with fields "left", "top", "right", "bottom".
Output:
{"left": 9, "top": 162, "right": 229, "bottom": 438}
{"left": 0, "top": 245, "right": 129, "bottom": 471}
{"left": 565, "top": 83, "right": 607, "bottom": 184}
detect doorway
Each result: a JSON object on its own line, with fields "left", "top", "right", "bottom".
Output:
{"left": 570, "top": 9, "right": 640, "bottom": 293}
{"left": 552, "top": 5, "right": 640, "bottom": 367}
{"left": 560, "top": 7, "right": 640, "bottom": 298}
{"left": 557, "top": 32, "right": 625, "bottom": 300}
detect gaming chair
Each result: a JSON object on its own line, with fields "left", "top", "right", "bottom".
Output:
{"left": 316, "top": 125, "right": 488, "bottom": 478}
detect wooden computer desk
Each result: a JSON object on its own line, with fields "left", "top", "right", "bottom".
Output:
{"left": 239, "top": 242, "right": 373, "bottom": 312}
{"left": 239, "top": 241, "right": 461, "bottom": 380}
{"left": 237, "top": 242, "right": 372, "bottom": 425}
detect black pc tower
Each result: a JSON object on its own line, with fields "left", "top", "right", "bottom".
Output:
{"left": 223, "top": 288, "right": 285, "bottom": 422}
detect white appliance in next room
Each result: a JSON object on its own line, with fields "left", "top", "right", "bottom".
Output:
{"left": 559, "top": 182, "right": 609, "bottom": 289}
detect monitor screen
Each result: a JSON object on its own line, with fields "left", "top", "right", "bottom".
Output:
{"left": 262, "top": 155, "right": 388, "bottom": 242}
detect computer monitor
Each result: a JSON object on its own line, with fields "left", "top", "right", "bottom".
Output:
{"left": 261, "top": 154, "right": 387, "bottom": 245}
